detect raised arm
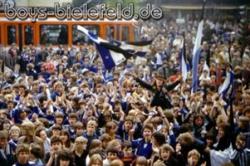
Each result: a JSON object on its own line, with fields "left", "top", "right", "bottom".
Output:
{"left": 164, "top": 79, "right": 181, "bottom": 91}
{"left": 134, "top": 77, "right": 156, "bottom": 92}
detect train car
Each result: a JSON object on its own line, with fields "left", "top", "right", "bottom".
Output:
{"left": 0, "top": 13, "right": 138, "bottom": 47}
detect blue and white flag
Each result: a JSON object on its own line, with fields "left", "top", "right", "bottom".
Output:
{"left": 77, "top": 26, "right": 126, "bottom": 70}
{"left": 102, "top": 69, "right": 114, "bottom": 83}
{"left": 180, "top": 38, "right": 188, "bottom": 81}
{"left": 218, "top": 70, "right": 234, "bottom": 96}
{"left": 191, "top": 20, "right": 204, "bottom": 93}
{"left": 102, "top": 39, "right": 151, "bottom": 57}
{"left": 118, "top": 67, "right": 133, "bottom": 86}
{"left": 77, "top": 26, "right": 151, "bottom": 70}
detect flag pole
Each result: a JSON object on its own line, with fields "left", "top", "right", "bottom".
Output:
{"left": 191, "top": 0, "right": 206, "bottom": 93}
{"left": 201, "top": 0, "right": 207, "bottom": 21}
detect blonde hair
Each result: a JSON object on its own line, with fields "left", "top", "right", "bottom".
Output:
{"left": 110, "top": 159, "right": 124, "bottom": 166}
{"left": 188, "top": 149, "right": 200, "bottom": 159}
{"left": 177, "top": 132, "right": 194, "bottom": 146}
{"left": 87, "top": 120, "right": 97, "bottom": 128}
{"left": 106, "top": 139, "right": 122, "bottom": 151}
{"left": 75, "top": 136, "right": 87, "bottom": 143}
{"left": 9, "top": 125, "right": 20, "bottom": 134}
{"left": 89, "top": 154, "right": 103, "bottom": 166}
{"left": 153, "top": 160, "right": 165, "bottom": 166}
{"left": 159, "top": 144, "right": 174, "bottom": 155}
{"left": 136, "top": 156, "right": 148, "bottom": 166}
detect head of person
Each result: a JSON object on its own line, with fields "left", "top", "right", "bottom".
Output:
{"left": 16, "top": 144, "right": 30, "bottom": 165}
{"left": 159, "top": 144, "right": 174, "bottom": 161}
{"left": 0, "top": 109, "right": 8, "bottom": 119}
{"left": 68, "top": 113, "right": 78, "bottom": 126}
{"left": 35, "top": 127, "right": 48, "bottom": 141}
{"left": 122, "top": 141, "right": 133, "bottom": 157}
{"left": 105, "top": 121, "right": 117, "bottom": 135}
{"left": 100, "top": 133, "right": 112, "bottom": 150}
{"left": 74, "top": 136, "right": 87, "bottom": 152}
{"left": 193, "top": 114, "right": 205, "bottom": 127}
{"left": 124, "top": 116, "right": 134, "bottom": 131}
{"left": 103, "top": 110, "right": 113, "bottom": 122}
{"left": 177, "top": 132, "right": 194, "bottom": 147}
{"left": 50, "top": 136, "right": 62, "bottom": 153}
{"left": 152, "top": 132, "right": 166, "bottom": 148}
{"left": 238, "top": 116, "right": 249, "bottom": 130}
{"left": 0, "top": 130, "right": 8, "bottom": 149}
{"left": 187, "top": 149, "right": 200, "bottom": 166}
{"left": 217, "top": 123, "right": 230, "bottom": 140}
{"left": 236, "top": 133, "right": 247, "bottom": 150}
{"left": 106, "top": 139, "right": 122, "bottom": 153}
{"left": 55, "top": 112, "right": 64, "bottom": 125}
{"left": 89, "top": 154, "right": 103, "bottom": 166}
{"left": 135, "top": 156, "right": 148, "bottom": 166}
{"left": 54, "top": 81, "right": 64, "bottom": 94}
{"left": 205, "top": 132, "right": 215, "bottom": 148}
{"left": 21, "top": 121, "right": 35, "bottom": 137}
{"left": 51, "top": 125, "right": 62, "bottom": 137}
{"left": 89, "top": 139, "right": 102, "bottom": 152}
{"left": 243, "top": 106, "right": 250, "bottom": 119}
{"left": 110, "top": 159, "right": 124, "bottom": 166}
{"left": 29, "top": 143, "right": 44, "bottom": 160}
{"left": 86, "top": 120, "right": 97, "bottom": 135}
{"left": 74, "top": 121, "right": 84, "bottom": 136}
{"left": 154, "top": 67, "right": 166, "bottom": 87}
{"left": 9, "top": 125, "right": 20, "bottom": 141}
{"left": 56, "top": 150, "right": 74, "bottom": 166}
{"left": 153, "top": 160, "right": 165, "bottom": 166}
{"left": 60, "top": 129, "right": 71, "bottom": 147}
{"left": 106, "top": 147, "right": 119, "bottom": 162}
{"left": 143, "top": 123, "right": 154, "bottom": 141}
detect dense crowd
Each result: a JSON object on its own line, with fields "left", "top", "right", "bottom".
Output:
{"left": 0, "top": 13, "right": 250, "bottom": 166}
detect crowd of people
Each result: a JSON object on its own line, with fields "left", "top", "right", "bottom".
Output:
{"left": 0, "top": 11, "right": 250, "bottom": 166}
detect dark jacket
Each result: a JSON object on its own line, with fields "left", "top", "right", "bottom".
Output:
{"left": 73, "top": 151, "right": 87, "bottom": 166}
{"left": 135, "top": 78, "right": 180, "bottom": 109}
{"left": 0, "top": 148, "right": 15, "bottom": 166}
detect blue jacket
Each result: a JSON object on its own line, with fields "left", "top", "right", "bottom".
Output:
{"left": 132, "top": 138, "right": 152, "bottom": 159}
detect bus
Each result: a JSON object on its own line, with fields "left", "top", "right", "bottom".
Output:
{"left": 0, "top": 13, "right": 137, "bottom": 47}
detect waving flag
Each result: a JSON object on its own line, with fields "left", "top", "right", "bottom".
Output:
{"left": 191, "top": 0, "right": 206, "bottom": 93}
{"left": 218, "top": 70, "right": 234, "bottom": 97}
{"left": 180, "top": 37, "right": 188, "bottom": 81}
{"left": 77, "top": 26, "right": 126, "bottom": 70}
{"left": 191, "top": 20, "right": 203, "bottom": 93}
{"left": 77, "top": 26, "right": 152, "bottom": 70}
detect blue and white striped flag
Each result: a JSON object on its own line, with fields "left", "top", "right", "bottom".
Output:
{"left": 191, "top": 20, "right": 204, "bottom": 93}
{"left": 77, "top": 26, "right": 152, "bottom": 70}
{"left": 180, "top": 38, "right": 188, "bottom": 81}
{"left": 218, "top": 70, "right": 234, "bottom": 96}
{"left": 77, "top": 26, "right": 126, "bottom": 70}
{"left": 102, "top": 69, "right": 114, "bottom": 83}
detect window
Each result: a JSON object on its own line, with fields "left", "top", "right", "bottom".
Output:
{"left": 134, "top": 28, "right": 141, "bottom": 41}
{"left": 106, "top": 26, "right": 115, "bottom": 41}
{"left": 40, "top": 25, "right": 68, "bottom": 45}
{"left": 25, "top": 25, "right": 33, "bottom": 45}
{"left": 72, "top": 25, "right": 99, "bottom": 45}
{"left": 107, "top": 25, "right": 127, "bottom": 41}
{"left": 7, "top": 26, "right": 16, "bottom": 45}
{"left": 0, "top": 26, "right": 1, "bottom": 44}
{"left": 121, "top": 26, "right": 129, "bottom": 42}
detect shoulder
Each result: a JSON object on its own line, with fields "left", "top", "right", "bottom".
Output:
{"left": 132, "top": 138, "right": 143, "bottom": 145}
{"left": 17, "top": 136, "right": 25, "bottom": 143}
{"left": 245, "top": 148, "right": 250, "bottom": 153}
